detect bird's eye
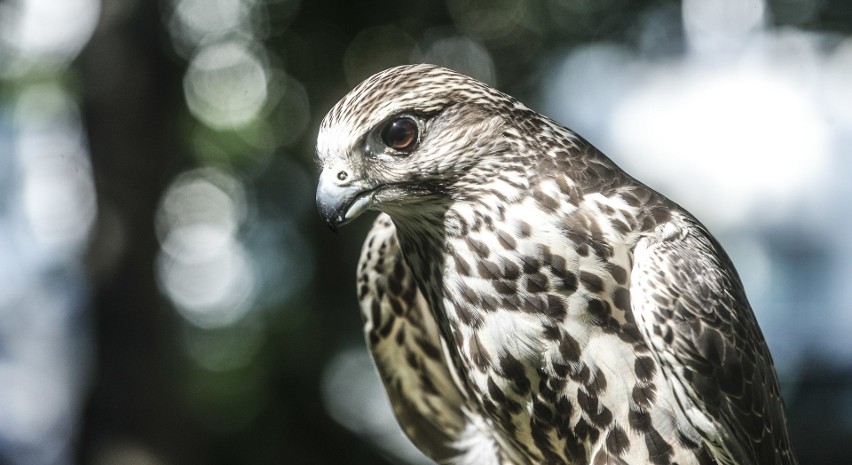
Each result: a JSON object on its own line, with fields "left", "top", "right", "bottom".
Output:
{"left": 380, "top": 116, "right": 418, "bottom": 153}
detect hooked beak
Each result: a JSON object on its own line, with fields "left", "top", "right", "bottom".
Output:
{"left": 316, "top": 167, "right": 375, "bottom": 231}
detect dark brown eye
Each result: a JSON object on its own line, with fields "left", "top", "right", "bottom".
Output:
{"left": 381, "top": 116, "right": 418, "bottom": 152}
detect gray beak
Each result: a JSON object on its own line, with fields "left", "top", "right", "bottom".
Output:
{"left": 316, "top": 167, "right": 374, "bottom": 231}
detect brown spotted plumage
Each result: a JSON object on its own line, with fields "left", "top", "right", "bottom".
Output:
{"left": 316, "top": 64, "right": 797, "bottom": 465}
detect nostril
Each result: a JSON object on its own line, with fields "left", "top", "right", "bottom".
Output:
{"left": 337, "top": 171, "right": 348, "bottom": 181}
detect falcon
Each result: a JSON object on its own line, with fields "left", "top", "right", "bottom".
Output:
{"left": 315, "top": 64, "right": 797, "bottom": 465}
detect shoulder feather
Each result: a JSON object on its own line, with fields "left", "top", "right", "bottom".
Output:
{"left": 630, "top": 212, "right": 796, "bottom": 465}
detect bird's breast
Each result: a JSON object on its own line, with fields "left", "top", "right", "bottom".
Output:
{"left": 407, "top": 192, "right": 646, "bottom": 460}
{"left": 391, "top": 183, "right": 697, "bottom": 464}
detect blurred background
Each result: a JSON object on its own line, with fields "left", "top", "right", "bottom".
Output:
{"left": 0, "top": 0, "right": 850, "bottom": 464}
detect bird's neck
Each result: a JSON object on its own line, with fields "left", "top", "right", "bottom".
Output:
{"left": 386, "top": 203, "right": 451, "bottom": 307}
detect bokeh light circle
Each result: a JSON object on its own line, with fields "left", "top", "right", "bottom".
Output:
{"left": 184, "top": 39, "right": 270, "bottom": 129}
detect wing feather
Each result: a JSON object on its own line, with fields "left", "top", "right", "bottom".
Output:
{"left": 358, "top": 213, "right": 467, "bottom": 461}
{"left": 630, "top": 212, "right": 796, "bottom": 465}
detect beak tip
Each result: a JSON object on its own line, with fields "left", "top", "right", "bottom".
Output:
{"left": 318, "top": 210, "right": 340, "bottom": 233}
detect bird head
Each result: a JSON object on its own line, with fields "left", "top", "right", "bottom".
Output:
{"left": 315, "top": 64, "right": 523, "bottom": 231}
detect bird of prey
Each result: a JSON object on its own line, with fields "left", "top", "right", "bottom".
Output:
{"left": 315, "top": 64, "right": 797, "bottom": 465}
